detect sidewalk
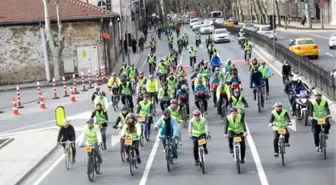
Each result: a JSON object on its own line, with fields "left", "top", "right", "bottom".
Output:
{"left": 246, "top": 20, "right": 336, "bottom": 30}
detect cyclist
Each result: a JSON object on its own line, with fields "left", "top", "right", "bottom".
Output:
{"left": 194, "top": 79, "right": 210, "bottom": 115}
{"left": 224, "top": 107, "right": 247, "bottom": 163}
{"left": 189, "top": 46, "right": 197, "bottom": 67}
{"left": 196, "top": 59, "right": 206, "bottom": 72}
{"left": 223, "top": 60, "right": 232, "bottom": 75}
{"left": 155, "top": 109, "right": 179, "bottom": 164}
{"left": 177, "top": 84, "right": 190, "bottom": 116}
{"left": 205, "top": 35, "right": 213, "bottom": 48}
{"left": 90, "top": 102, "right": 109, "bottom": 150}
{"left": 157, "top": 60, "right": 169, "bottom": 81}
{"left": 258, "top": 61, "right": 272, "bottom": 95}
{"left": 147, "top": 52, "right": 157, "bottom": 74}
{"left": 207, "top": 43, "right": 216, "bottom": 60}
{"left": 216, "top": 81, "right": 230, "bottom": 115}
{"left": 170, "top": 50, "right": 178, "bottom": 69}
{"left": 113, "top": 107, "right": 129, "bottom": 129}
{"left": 120, "top": 113, "right": 142, "bottom": 164}
{"left": 227, "top": 71, "right": 242, "bottom": 93}
{"left": 194, "top": 73, "right": 207, "bottom": 87}
{"left": 281, "top": 60, "right": 292, "bottom": 84}
{"left": 168, "top": 34, "right": 174, "bottom": 50}
{"left": 210, "top": 53, "right": 222, "bottom": 73}
{"left": 128, "top": 64, "right": 138, "bottom": 79}
{"left": 107, "top": 72, "right": 121, "bottom": 95}
{"left": 191, "top": 68, "right": 200, "bottom": 92}
{"left": 195, "top": 31, "right": 201, "bottom": 47}
{"left": 200, "top": 61, "right": 211, "bottom": 83}
{"left": 158, "top": 83, "right": 172, "bottom": 112}
{"left": 228, "top": 89, "right": 249, "bottom": 118}
{"left": 150, "top": 37, "right": 156, "bottom": 52}
{"left": 93, "top": 91, "right": 109, "bottom": 111}
{"left": 249, "top": 58, "right": 260, "bottom": 73}
{"left": 137, "top": 86, "right": 147, "bottom": 104}
{"left": 268, "top": 102, "right": 291, "bottom": 157}
{"left": 80, "top": 118, "right": 102, "bottom": 164}
{"left": 243, "top": 39, "right": 252, "bottom": 61}
{"left": 174, "top": 65, "right": 187, "bottom": 78}
{"left": 119, "top": 63, "right": 130, "bottom": 76}
{"left": 177, "top": 75, "right": 188, "bottom": 90}
{"left": 189, "top": 110, "right": 210, "bottom": 166}
{"left": 309, "top": 92, "right": 331, "bottom": 152}
{"left": 57, "top": 119, "right": 76, "bottom": 163}
{"left": 177, "top": 37, "right": 184, "bottom": 53}
{"left": 91, "top": 86, "right": 106, "bottom": 102}
{"left": 167, "top": 99, "right": 183, "bottom": 146}
{"left": 136, "top": 72, "right": 147, "bottom": 94}
{"left": 210, "top": 67, "right": 224, "bottom": 106}
{"left": 167, "top": 72, "right": 178, "bottom": 92}
{"left": 249, "top": 67, "right": 264, "bottom": 106}
{"left": 136, "top": 94, "right": 153, "bottom": 132}
{"left": 146, "top": 75, "right": 159, "bottom": 104}
{"left": 183, "top": 33, "right": 189, "bottom": 47}
{"left": 121, "top": 78, "right": 134, "bottom": 111}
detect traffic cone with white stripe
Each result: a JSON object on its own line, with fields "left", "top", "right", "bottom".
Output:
{"left": 39, "top": 95, "right": 46, "bottom": 109}
{"left": 70, "top": 86, "right": 76, "bottom": 103}
{"left": 12, "top": 97, "right": 19, "bottom": 115}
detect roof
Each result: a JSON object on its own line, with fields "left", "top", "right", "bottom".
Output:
{"left": 296, "top": 37, "right": 314, "bottom": 40}
{"left": 0, "top": 0, "right": 118, "bottom": 25}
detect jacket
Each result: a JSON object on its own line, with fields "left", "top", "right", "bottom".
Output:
{"left": 194, "top": 85, "right": 209, "bottom": 96}
{"left": 57, "top": 125, "right": 76, "bottom": 142}
{"left": 210, "top": 56, "right": 221, "bottom": 66}
{"left": 250, "top": 71, "right": 264, "bottom": 87}
{"left": 155, "top": 117, "right": 179, "bottom": 137}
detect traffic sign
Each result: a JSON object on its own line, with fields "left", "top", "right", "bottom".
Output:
{"left": 319, "top": 2, "right": 325, "bottom": 8}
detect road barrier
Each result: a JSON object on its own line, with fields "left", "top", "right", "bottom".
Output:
{"left": 39, "top": 95, "right": 46, "bottom": 109}
{"left": 215, "top": 24, "right": 336, "bottom": 100}
{"left": 70, "top": 86, "right": 76, "bottom": 103}
{"left": 52, "top": 78, "right": 60, "bottom": 100}
{"left": 12, "top": 97, "right": 19, "bottom": 115}
{"left": 62, "top": 76, "right": 69, "bottom": 97}
{"left": 72, "top": 74, "right": 79, "bottom": 94}
{"left": 36, "top": 81, "right": 43, "bottom": 103}
{"left": 88, "top": 70, "right": 93, "bottom": 89}
{"left": 16, "top": 85, "right": 24, "bottom": 108}
{"left": 81, "top": 71, "right": 88, "bottom": 92}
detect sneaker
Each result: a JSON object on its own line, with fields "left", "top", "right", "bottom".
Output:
{"left": 72, "top": 158, "right": 76, "bottom": 164}
{"left": 195, "top": 160, "right": 200, "bottom": 166}
{"left": 315, "top": 146, "right": 319, "bottom": 152}
{"left": 273, "top": 153, "right": 279, "bottom": 158}
{"left": 204, "top": 148, "right": 208, "bottom": 155}
{"left": 229, "top": 149, "right": 233, "bottom": 153}
{"left": 285, "top": 143, "right": 290, "bottom": 147}
{"left": 172, "top": 158, "right": 177, "bottom": 164}
{"left": 137, "top": 157, "right": 141, "bottom": 164}
{"left": 241, "top": 159, "right": 245, "bottom": 164}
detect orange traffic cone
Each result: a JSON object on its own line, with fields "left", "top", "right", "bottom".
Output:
{"left": 12, "top": 97, "right": 19, "bottom": 115}
{"left": 70, "top": 86, "right": 76, "bottom": 103}
{"left": 39, "top": 95, "right": 46, "bottom": 109}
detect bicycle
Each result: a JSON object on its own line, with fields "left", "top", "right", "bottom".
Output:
{"left": 124, "top": 137, "right": 138, "bottom": 176}
{"left": 180, "top": 102, "right": 188, "bottom": 128}
{"left": 111, "top": 87, "right": 120, "bottom": 111}
{"left": 139, "top": 116, "right": 150, "bottom": 146}
{"left": 232, "top": 135, "right": 243, "bottom": 173}
{"left": 59, "top": 140, "right": 74, "bottom": 170}
{"left": 85, "top": 144, "right": 101, "bottom": 182}
{"left": 253, "top": 85, "right": 264, "bottom": 113}
{"left": 195, "top": 135, "right": 209, "bottom": 174}
{"left": 220, "top": 97, "right": 227, "bottom": 118}
{"left": 160, "top": 136, "right": 175, "bottom": 172}
{"left": 150, "top": 93, "right": 157, "bottom": 115}
{"left": 149, "top": 63, "right": 155, "bottom": 75}
{"left": 198, "top": 99, "right": 205, "bottom": 116}
{"left": 272, "top": 123, "right": 291, "bottom": 166}
{"left": 314, "top": 116, "right": 331, "bottom": 160}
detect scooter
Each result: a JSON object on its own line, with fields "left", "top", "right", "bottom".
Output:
{"left": 294, "top": 90, "right": 310, "bottom": 126}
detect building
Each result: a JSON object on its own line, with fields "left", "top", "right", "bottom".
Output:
{"left": 331, "top": 0, "right": 336, "bottom": 25}
{"left": 0, "top": 0, "right": 120, "bottom": 85}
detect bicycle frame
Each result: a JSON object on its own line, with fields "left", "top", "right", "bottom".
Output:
{"left": 315, "top": 117, "right": 328, "bottom": 159}
{"left": 232, "top": 135, "right": 242, "bottom": 173}
{"left": 59, "top": 141, "right": 73, "bottom": 170}
{"left": 124, "top": 138, "right": 138, "bottom": 176}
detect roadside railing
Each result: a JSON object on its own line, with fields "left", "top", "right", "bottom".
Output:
{"left": 214, "top": 24, "right": 336, "bottom": 100}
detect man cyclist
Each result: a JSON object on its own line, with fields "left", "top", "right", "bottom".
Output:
{"left": 191, "top": 68, "right": 200, "bottom": 92}
{"left": 91, "top": 86, "right": 106, "bottom": 102}
{"left": 243, "top": 39, "right": 252, "bottom": 62}
{"left": 147, "top": 52, "right": 156, "bottom": 75}
{"left": 223, "top": 60, "right": 232, "bottom": 75}
{"left": 146, "top": 75, "right": 159, "bottom": 104}
{"left": 281, "top": 60, "right": 292, "bottom": 84}
{"left": 183, "top": 33, "right": 189, "bottom": 47}
{"left": 174, "top": 65, "right": 187, "bottom": 78}
{"left": 309, "top": 92, "right": 331, "bottom": 152}
{"left": 249, "top": 58, "right": 260, "bottom": 72}
{"left": 177, "top": 37, "right": 184, "bottom": 53}
{"left": 155, "top": 109, "right": 179, "bottom": 164}
{"left": 128, "top": 64, "right": 138, "bottom": 80}
{"left": 258, "top": 61, "right": 272, "bottom": 95}
{"left": 120, "top": 78, "right": 134, "bottom": 111}
{"left": 189, "top": 110, "right": 210, "bottom": 166}
{"left": 150, "top": 37, "right": 156, "bottom": 52}
{"left": 229, "top": 89, "right": 249, "bottom": 118}
{"left": 157, "top": 60, "right": 169, "bottom": 81}
{"left": 189, "top": 46, "right": 197, "bottom": 67}
{"left": 113, "top": 107, "right": 129, "bottom": 129}
{"left": 80, "top": 118, "right": 103, "bottom": 164}
{"left": 249, "top": 67, "right": 264, "bottom": 106}
{"left": 227, "top": 72, "right": 242, "bottom": 93}
{"left": 137, "top": 94, "right": 153, "bottom": 132}
{"left": 210, "top": 53, "right": 222, "bottom": 73}
{"left": 195, "top": 31, "right": 201, "bottom": 48}
{"left": 90, "top": 102, "right": 109, "bottom": 150}
{"left": 177, "top": 84, "right": 190, "bottom": 116}
{"left": 167, "top": 72, "right": 178, "bottom": 92}
{"left": 216, "top": 81, "right": 230, "bottom": 115}
{"left": 194, "top": 79, "right": 210, "bottom": 115}
{"left": 93, "top": 91, "right": 109, "bottom": 111}
{"left": 107, "top": 73, "right": 121, "bottom": 102}
{"left": 168, "top": 34, "right": 174, "bottom": 50}
{"left": 158, "top": 83, "right": 172, "bottom": 112}
{"left": 210, "top": 67, "right": 224, "bottom": 106}
{"left": 136, "top": 72, "right": 147, "bottom": 94}
{"left": 167, "top": 99, "right": 183, "bottom": 146}
{"left": 224, "top": 107, "right": 247, "bottom": 163}
{"left": 57, "top": 119, "right": 76, "bottom": 163}
{"left": 200, "top": 61, "right": 212, "bottom": 84}
{"left": 206, "top": 35, "right": 213, "bottom": 48}
{"left": 119, "top": 63, "right": 130, "bottom": 76}
{"left": 177, "top": 75, "right": 188, "bottom": 90}
{"left": 207, "top": 43, "right": 216, "bottom": 61}
{"left": 268, "top": 102, "right": 291, "bottom": 157}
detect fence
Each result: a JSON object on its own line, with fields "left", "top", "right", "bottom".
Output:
{"left": 214, "top": 24, "right": 336, "bottom": 100}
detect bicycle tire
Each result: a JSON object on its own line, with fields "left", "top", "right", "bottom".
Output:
{"left": 65, "top": 151, "right": 71, "bottom": 170}
{"left": 322, "top": 133, "right": 327, "bottom": 160}
{"left": 200, "top": 148, "right": 205, "bottom": 174}
{"left": 95, "top": 155, "right": 101, "bottom": 174}
{"left": 221, "top": 104, "right": 226, "bottom": 118}
{"left": 257, "top": 92, "right": 261, "bottom": 113}
{"left": 280, "top": 140, "right": 285, "bottom": 166}
{"left": 199, "top": 101, "right": 205, "bottom": 116}
{"left": 140, "top": 125, "right": 145, "bottom": 146}
{"left": 145, "top": 124, "right": 150, "bottom": 141}
{"left": 129, "top": 149, "right": 135, "bottom": 176}
{"left": 166, "top": 146, "right": 171, "bottom": 172}
{"left": 87, "top": 156, "right": 95, "bottom": 182}
{"left": 235, "top": 147, "right": 241, "bottom": 174}
{"left": 120, "top": 150, "right": 126, "bottom": 162}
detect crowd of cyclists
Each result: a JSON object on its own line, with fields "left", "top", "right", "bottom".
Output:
{"left": 56, "top": 20, "right": 332, "bottom": 176}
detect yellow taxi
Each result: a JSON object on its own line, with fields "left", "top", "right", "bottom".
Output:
{"left": 224, "top": 20, "right": 235, "bottom": 28}
{"left": 288, "top": 38, "right": 319, "bottom": 59}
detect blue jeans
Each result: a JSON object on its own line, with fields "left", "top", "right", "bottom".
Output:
{"left": 161, "top": 138, "right": 178, "bottom": 159}
{"left": 100, "top": 127, "right": 107, "bottom": 144}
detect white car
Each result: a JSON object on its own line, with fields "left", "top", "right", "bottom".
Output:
{"left": 212, "top": 28, "right": 230, "bottom": 43}
{"left": 192, "top": 21, "right": 203, "bottom": 31}
{"left": 203, "top": 19, "right": 214, "bottom": 25}
{"left": 215, "top": 18, "right": 225, "bottom": 24}
{"left": 199, "top": 24, "right": 214, "bottom": 34}
{"left": 329, "top": 32, "right": 336, "bottom": 49}
{"left": 256, "top": 25, "right": 277, "bottom": 40}
{"left": 189, "top": 18, "right": 199, "bottom": 28}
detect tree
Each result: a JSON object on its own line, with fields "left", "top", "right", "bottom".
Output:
{"left": 42, "top": 0, "right": 65, "bottom": 81}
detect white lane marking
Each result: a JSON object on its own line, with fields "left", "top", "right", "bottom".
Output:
{"left": 305, "top": 33, "right": 329, "bottom": 40}
{"left": 326, "top": 53, "right": 335, "bottom": 57}
{"left": 245, "top": 123, "right": 270, "bottom": 185}
{"left": 139, "top": 132, "right": 160, "bottom": 185}
{"left": 111, "top": 135, "right": 120, "bottom": 147}
{"left": 253, "top": 48, "right": 297, "bottom": 132}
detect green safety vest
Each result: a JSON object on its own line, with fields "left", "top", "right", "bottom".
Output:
{"left": 151, "top": 40, "right": 156, "bottom": 45}
{"left": 118, "top": 113, "right": 126, "bottom": 127}
{"left": 95, "top": 111, "right": 106, "bottom": 123}
{"left": 129, "top": 68, "right": 137, "bottom": 78}
{"left": 189, "top": 49, "right": 196, "bottom": 57}
{"left": 148, "top": 55, "right": 155, "bottom": 63}
{"left": 231, "top": 95, "right": 244, "bottom": 109}
{"left": 226, "top": 73, "right": 232, "bottom": 82}
{"left": 168, "top": 106, "right": 180, "bottom": 120}
{"left": 95, "top": 97, "right": 106, "bottom": 110}
{"left": 202, "top": 68, "right": 209, "bottom": 77}
{"left": 244, "top": 43, "right": 252, "bottom": 50}
{"left": 167, "top": 77, "right": 177, "bottom": 89}
{"left": 121, "top": 66, "right": 129, "bottom": 74}
{"left": 121, "top": 82, "right": 131, "bottom": 95}
{"left": 125, "top": 123, "right": 140, "bottom": 139}
{"left": 311, "top": 99, "right": 327, "bottom": 119}
{"left": 183, "top": 35, "right": 188, "bottom": 41}
{"left": 250, "top": 64, "right": 259, "bottom": 71}
{"left": 177, "top": 70, "right": 184, "bottom": 77}
{"left": 272, "top": 109, "right": 287, "bottom": 130}
{"left": 161, "top": 88, "right": 170, "bottom": 98}
{"left": 147, "top": 80, "right": 157, "bottom": 92}
{"left": 258, "top": 66, "right": 269, "bottom": 78}
{"left": 159, "top": 63, "right": 167, "bottom": 73}
{"left": 208, "top": 47, "right": 215, "bottom": 53}
{"left": 139, "top": 101, "right": 152, "bottom": 116}
{"left": 191, "top": 117, "right": 206, "bottom": 137}
{"left": 168, "top": 36, "right": 173, "bottom": 43}
{"left": 138, "top": 77, "right": 146, "bottom": 86}
{"left": 85, "top": 125, "right": 99, "bottom": 144}
{"left": 227, "top": 114, "right": 243, "bottom": 133}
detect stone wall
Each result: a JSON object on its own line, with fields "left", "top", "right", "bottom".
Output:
{"left": 0, "top": 21, "right": 112, "bottom": 85}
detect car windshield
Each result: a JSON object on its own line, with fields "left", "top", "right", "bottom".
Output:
{"left": 215, "top": 30, "right": 228, "bottom": 34}
{"left": 297, "top": 39, "right": 314, "bottom": 45}
{"left": 261, "top": 27, "right": 272, "bottom": 31}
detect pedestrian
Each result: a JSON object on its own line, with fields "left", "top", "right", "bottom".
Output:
{"left": 301, "top": 15, "right": 306, "bottom": 27}
{"left": 139, "top": 36, "right": 145, "bottom": 52}
{"left": 123, "top": 39, "right": 128, "bottom": 55}
{"left": 143, "top": 27, "right": 148, "bottom": 41}
{"left": 132, "top": 37, "right": 137, "bottom": 53}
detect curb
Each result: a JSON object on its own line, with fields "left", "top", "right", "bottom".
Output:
{"left": 14, "top": 145, "right": 59, "bottom": 185}
{"left": 0, "top": 137, "right": 14, "bottom": 150}
{"left": 242, "top": 22, "right": 336, "bottom": 30}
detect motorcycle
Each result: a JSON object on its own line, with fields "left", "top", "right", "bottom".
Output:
{"left": 294, "top": 90, "right": 310, "bottom": 126}
{"left": 238, "top": 37, "right": 246, "bottom": 48}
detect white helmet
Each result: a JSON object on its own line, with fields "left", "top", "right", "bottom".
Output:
{"left": 182, "top": 84, "right": 188, "bottom": 90}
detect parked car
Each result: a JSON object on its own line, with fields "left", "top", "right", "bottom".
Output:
{"left": 215, "top": 18, "right": 225, "bottom": 25}
{"left": 288, "top": 37, "right": 319, "bottom": 59}
{"left": 256, "top": 25, "right": 277, "bottom": 40}
{"left": 212, "top": 28, "right": 230, "bottom": 43}
{"left": 200, "top": 24, "right": 215, "bottom": 34}
{"left": 329, "top": 32, "right": 336, "bottom": 49}
{"left": 190, "top": 18, "right": 199, "bottom": 28}
{"left": 243, "top": 23, "right": 257, "bottom": 31}
{"left": 192, "top": 21, "right": 203, "bottom": 31}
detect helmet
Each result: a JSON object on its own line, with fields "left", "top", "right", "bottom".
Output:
{"left": 63, "top": 119, "right": 70, "bottom": 125}
{"left": 314, "top": 91, "right": 322, "bottom": 96}
{"left": 226, "top": 59, "right": 231, "bottom": 64}
{"left": 141, "top": 85, "right": 147, "bottom": 90}
{"left": 193, "top": 110, "right": 201, "bottom": 116}
{"left": 261, "top": 61, "right": 266, "bottom": 65}
{"left": 148, "top": 75, "right": 153, "bottom": 79}
{"left": 95, "top": 86, "right": 100, "bottom": 90}
{"left": 126, "top": 113, "right": 137, "bottom": 119}
{"left": 215, "top": 67, "right": 220, "bottom": 71}
{"left": 284, "top": 60, "right": 288, "bottom": 65}
{"left": 86, "top": 118, "right": 94, "bottom": 124}
{"left": 230, "top": 107, "right": 238, "bottom": 112}
{"left": 163, "top": 109, "right": 171, "bottom": 116}
{"left": 111, "top": 72, "right": 116, "bottom": 76}
{"left": 139, "top": 71, "right": 144, "bottom": 75}
{"left": 170, "top": 99, "right": 178, "bottom": 104}
{"left": 182, "top": 84, "right": 188, "bottom": 90}
{"left": 95, "top": 102, "right": 102, "bottom": 107}
{"left": 122, "top": 62, "right": 126, "bottom": 66}
{"left": 197, "top": 73, "right": 203, "bottom": 78}
{"left": 273, "top": 102, "right": 283, "bottom": 107}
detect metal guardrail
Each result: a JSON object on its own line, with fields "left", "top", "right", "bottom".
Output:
{"left": 213, "top": 24, "right": 336, "bottom": 100}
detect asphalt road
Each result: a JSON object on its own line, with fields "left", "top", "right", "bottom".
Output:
{"left": 276, "top": 30, "right": 336, "bottom": 70}
{"left": 29, "top": 26, "right": 336, "bottom": 185}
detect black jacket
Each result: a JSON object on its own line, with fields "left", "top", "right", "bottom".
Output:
{"left": 57, "top": 125, "right": 76, "bottom": 142}
{"left": 91, "top": 91, "right": 106, "bottom": 102}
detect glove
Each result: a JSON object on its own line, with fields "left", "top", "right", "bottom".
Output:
{"left": 250, "top": 85, "right": 253, "bottom": 89}
{"left": 268, "top": 123, "right": 273, "bottom": 127}
{"left": 113, "top": 125, "right": 118, "bottom": 129}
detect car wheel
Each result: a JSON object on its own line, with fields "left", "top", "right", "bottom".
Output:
{"left": 330, "top": 46, "right": 333, "bottom": 49}
{"left": 314, "top": 55, "right": 319, "bottom": 59}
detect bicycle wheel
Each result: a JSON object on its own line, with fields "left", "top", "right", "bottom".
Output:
{"left": 199, "top": 101, "right": 205, "bottom": 116}
{"left": 145, "top": 123, "right": 150, "bottom": 141}
{"left": 140, "top": 125, "right": 144, "bottom": 146}
{"left": 129, "top": 149, "right": 135, "bottom": 176}
{"left": 235, "top": 147, "right": 241, "bottom": 174}
{"left": 221, "top": 102, "right": 226, "bottom": 118}
{"left": 182, "top": 106, "right": 188, "bottom": 128}
{"left": 95, "top": 154, "right": 101, "bottom": 174}
{"left": 280, "top": 140, "right": 285, "bottom": 166}
{"left": 65, "top": 151, "right": 71, "bottom": 170}
{"left": 321, "top": 133, "right": 327, "bottom": 160}
{"left": 257, "top": 92, "right": 261, "bottom": 113}
{"left": 199, "top": 148, "right": 205, "bottom": 174}
{"left": 120, "top": 146, "right": 126, "bottom": 162}
{"left": 166, "top": 146, "right": 172, "bottom": 172}
{"left": 87, "top": 156, "right": 95, "bottom": 182}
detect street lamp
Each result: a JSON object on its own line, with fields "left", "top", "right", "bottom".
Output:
{"left": 124, "top": 0, "right": 141, "bottom": 65}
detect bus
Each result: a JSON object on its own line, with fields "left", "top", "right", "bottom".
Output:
{"left": 209, "top": 11, "right": 223, "bottom": 18}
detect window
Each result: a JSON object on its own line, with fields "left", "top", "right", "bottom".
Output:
{"left": 97, "top": 0, "right": 106, "bottom": 9}
{"left": 297, "top": 39, "right": 314, "bottom": 45}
